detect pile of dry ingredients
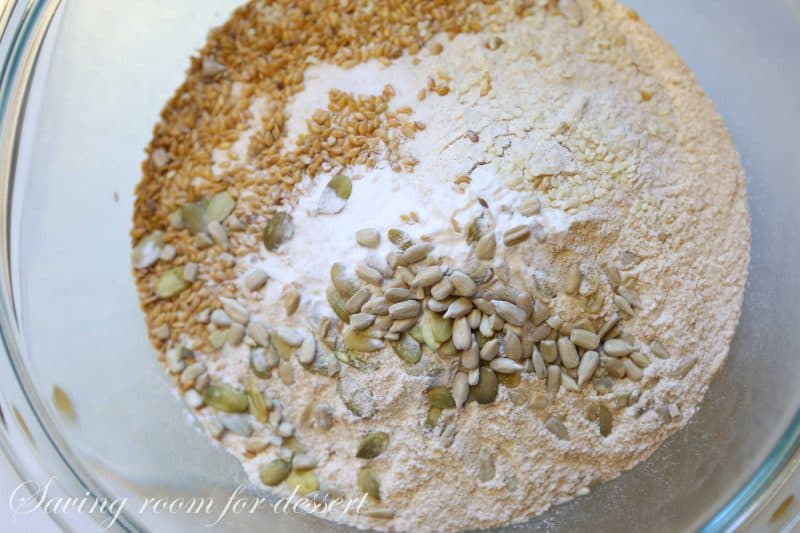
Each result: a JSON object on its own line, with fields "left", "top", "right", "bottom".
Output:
{"left": 131, "top": 0, "right": 750, "bottom": 530}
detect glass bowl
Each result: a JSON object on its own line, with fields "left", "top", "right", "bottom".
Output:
{"left": 1, "top": 0, "right": 799, "bottom": 530}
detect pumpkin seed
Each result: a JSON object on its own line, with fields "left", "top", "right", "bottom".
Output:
{"left": 338, "top": 374, "right": 375, "bottom": 418}
{"left": 475, "top": 232, "right": 496, "bottom": 260}
{"left": 260, "top": 459, "right": 292, "bottom": 486}
{"left": 208, "top": 329, "right": 227, "bottom": 349}
{"left": 477, "top": 449, "right": 495, "bottom": 481}
{"left": 428, "top": 386, "right": 456, "bottom": 409}
{"left": 180, "top": 201, "right": 207, "bottom": 234}
{"left": 472, "top": 367, "right": 498, "bottom": 404}
{"left": 390, "top": 333, "right": 422, "bottom": 364}
{"left": 207, "top": 190, "right": 235, "bottom": 222}
{"left": 577, "top": 350, "right": 600, "bottom": 387}
{"left": 327, "top": 286, "right": 351, "bottom": 323}
{"left": 318, "top": 175, "right": 352, "bottom": 214}
{"left": 334, "top": 346, "right": 372, "bottom": 371}
{"left": 465, "top": 217, "right": 482, "bottom": 244}
{"left": 545, "top": 417, "right": 569, "bottom": 440}
{"left": 358, "top": 468, "right": 381, "bottom": 501}
{"left": 356, "top": 431, "right": 389, "bottom": 459}
{"left": 503, "top": 225, "right": 531, "bottom": 246}
{"left": 155, "top": 268, "right": 189, "bottom": 298}
{"left": 497, "top": 371, "right": 522, "bottom": 388}
{"left": 426, "top": 407, "right": 443, "bottom": 428}
{"left": 356, "top": 228, "right": 380, "bottom": 248}
{"left": 132, "top": 231, "right": 164, "bottom": 269}
{"left": 246, "top": 381, "right": 269, "bottom": 423}
{"left": 263, "top": 212, "right": 294, "bottom": 251}
{"left": 204, "top": 384, "right": 249, "bottom": 413}
{"left": 388, "top": 228, "right": 413, "bottom": 249}
{"left": 530, "top": 392, "right": 548, "bottom": 410}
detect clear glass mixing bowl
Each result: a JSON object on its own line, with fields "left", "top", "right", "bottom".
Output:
{"left": 1, "top": 0, "right": 799, "bottom": 531}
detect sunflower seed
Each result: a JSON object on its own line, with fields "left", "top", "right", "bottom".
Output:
{"left": 491, "top": 300, "right": 527, "bottom": 326}
{"left": 204, "top": 384, "right": 249, "bottom": 413}
{"left": 623, "top": 358, "right": 643, "bottom": 381}
{"left": 384, "top": 287, "right": 412, "bottom": 302}
{"left": 356, "top": 264, "right": 383, "bottom": 286}
{"left": 468, "top": 368, "right": 480, "bottom": 386}
{"left": 452, "top": 317, "right": 472, "bottom": 350}
{"left": 389, "top": 318, "right": 417, "bottom": 333}
{"left": 557, "top": 337, "right": 580, "bottom": 368}
{"left": 260, "top": 459, "right": 291, "bottom": 486}
{"left": 479, "top": 315, "right": 493, "bottom": 337}
{"left": 598, "top": 314, "right": 620, "bottom": 340}
{"left": 577, "top": 350, "right": 599, "bottom": 386}
{"left": 344, "top": 287, "right": 371, "bottom": 314}
{"left": 475, "top": 232, "right": 497, "bottom": 260}
{"left": 343, "top": 328, "right": 384, "bottom": 352}
{"left": 614, "top": 294, "right": 635, "bottom": 316}
{"left": 477, "top": 449, "right": 495, "bottom": 481}
{"left": 467, "top": 263, "right": 494, "bottom": 285}
{"left": 503, "top": 331, "right": 522, "bottom": 360}
{"left": 490, "top": 358, "right": 523, "bottom": 374}
{"left": 597, "top": 404, "right": 613, "bottom": 436}
{"left": 277, "top": 359, "right": 295, "bottom": 385}
{"left": 561, "top": 372, "right": 579, "bottom": 392}
{"left": 618, "top": 286, "right": 642, "bottom": 309}
{"left": 460, "top": 340, "right": 480, "bottom": 369}
{"left": 630, "top": 351, "right": 651, "bottom": 368}
{"left": 673, "top": 356, "right": 698, "bottom": 379}
{"left": 503, "top": 225, "right": 531, "bottom": 246}
{"left": 545, "top": 417, "right": 569, "bottom": 440}
{"left": 245, "top": 322, "right": 269, "bottom": 347}
{"left": 412, "top": 266, "right": 444, "bottom": 288}
{"left": 480, "top": 339, "right": 500, "bottom": 360}
{"left": 531, "top": 348, "right": 547, "bottom": 377}
{"left": 602, "top": 356, "right": 626, "bottom": 378}
{"left": 362, "top": 296, "right": 389, "bottom": 315}
{"left": 219, "top": 297, "right": 249, "bottom": 325}
{"left": 356, "top": 432, "right": 389, "bottom": 459}
{"left": 296, "top": 334, "right": 317, "bottom": 365}
{"left": 399, "top": 243, "right": 432, "bottom": 265}
{"left": 443, "top": 297, "right": 473, "bottom": 319}
{"left": 564, "top": 263, "right": 581, "bottom": 295}
{"left": 529, "top": 323, "right": 551, "bottom": 343}
{"left": 538, "top": 340, "right": 556, "bottom": 364}
{"left": 389, "top": 300, "right": 421, "bottom": 320}
{"left": 227, "top": 323, "right": 246, "bottom": 346}
{"left": 356, "top": 228, "right": 380, "bottom": 248}
{"left": 650, "top": 340, "right": 671, "bottom": 359}
{"left": 570, "top": 329, "right": 600, "bottom": 350}
{"left": 604, "top": 339, "right": 635, "bottom": 357}
{"left": 428, "top": 279, "right": 451, "bottom": 301}
{"left": 452, "top": 372, "right": 469, "bottom": 408}
{"left": 547, "top": 365, "right": 561, "bottom": 400}
{"left": 473, "top": 367, "right": 499, "bottom": 404}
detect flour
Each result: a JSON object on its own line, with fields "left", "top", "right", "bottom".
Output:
{"left": 165, "top": 2, "right": 750, "bottom": 531}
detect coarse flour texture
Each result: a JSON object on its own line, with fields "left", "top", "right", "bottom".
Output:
{"left": 132, "top": 1, "right": 750, "bottom": 531}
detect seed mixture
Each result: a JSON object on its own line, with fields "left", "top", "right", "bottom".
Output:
{"left": 131, "top": 0, "right": 751, "bottom": 531}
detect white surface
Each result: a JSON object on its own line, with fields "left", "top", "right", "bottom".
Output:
{"left": 0, "top": 452, "right": 57, "bottom": 533}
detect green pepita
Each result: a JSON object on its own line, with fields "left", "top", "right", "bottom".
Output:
{"left": 263, "top": 212, "right": 294, "bottom": 251}
{"left": 358, "top": 468, "right": 381, "bottom": 501}
{"left": 286, "top": 469, "right": 319, "bottom": 496}
{"left": 259, "top": 459, "right": 291, "bottom": 486}
{"left": 246, "top": 380, "right": 269, "bottom": 423}
{"left": 334, "top": 346, "right": 372, "bottom": 371}
{"left": 497, "top": 372, "right": 521, "bottom": 388}
{"left": 428, "top": 386, "right": 456, "bottom": 409}
{"left": 425, "top": 407, "right": 442, "bottom": 428}
{"left": 180, "top": 201, "right": 207, "bottom": 234}
{"left": 472, "top": 367, "right": 498, "bottom": 404}
{"left": 204, "top": 384, "right": 249, "bottom": 413}
{"left": 390, "top": 333, "right": 422, "bottom": 364}
{"left": 155, "top": 268, "right": 189, "bottom": 298}
{"left": 206, "top": 190, "right": 235, "bottom": 222}
{"left": 326, "top": 286, "right": 351, "bottom": 323}
{"left": 356, "top": 431, "right": 389, "bottom": 459}
{"left": 388, "top": 228, "right": 413, "bottom": 250}
{"left": 343, "top": 328, "right": 383, "bottom": 353}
